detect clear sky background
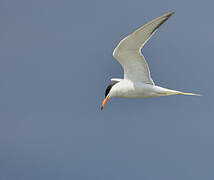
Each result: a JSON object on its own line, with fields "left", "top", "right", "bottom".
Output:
{"left": 0, "top": 0, "right": 213, "bottom": 179}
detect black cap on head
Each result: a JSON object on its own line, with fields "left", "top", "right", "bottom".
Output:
{"left": 105, "top": 82, "right": 118, "bottom": 97}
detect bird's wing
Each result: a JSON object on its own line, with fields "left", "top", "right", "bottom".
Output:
{"left": 113, "top": 12, "right": 175, "bottom": 84}
{"left": 110, "top": 78, "right": 123, "bottom": 82}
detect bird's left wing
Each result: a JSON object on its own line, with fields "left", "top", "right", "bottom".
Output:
{"left": 113, "top": 12, "right": 175, "bottom": 84}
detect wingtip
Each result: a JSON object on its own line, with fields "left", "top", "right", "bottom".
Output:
{"left": 166, "top": 11, "right": 175, "bottom": 18}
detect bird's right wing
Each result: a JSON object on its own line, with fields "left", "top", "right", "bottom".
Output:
{"left": 113, "top": 12, "right": 175, "bottom": 84}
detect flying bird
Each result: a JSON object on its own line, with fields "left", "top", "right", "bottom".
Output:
{"left": 101, "top": 12, "right": 199, "bottom": 110}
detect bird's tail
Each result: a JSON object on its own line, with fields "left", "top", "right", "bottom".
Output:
{"left": 176, "top": 91, "right": 201, "bottom": 96}
{"left": 165, "top": 90, "right": 201, "bottom": 96}
{"left": 155, "top": 86, "right": 201, "bottom": 97}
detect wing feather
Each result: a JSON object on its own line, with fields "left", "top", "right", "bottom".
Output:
{"left": 113, "top": 12, "right": 175, "bottom": 84}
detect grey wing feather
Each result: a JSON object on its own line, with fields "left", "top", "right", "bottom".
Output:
{"left": 113, "top": 12, "right": 175, "bottom": 84}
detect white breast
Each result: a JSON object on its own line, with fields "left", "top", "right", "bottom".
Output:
{"left": 110, "top": 80, "right": 158, "bottom": 98}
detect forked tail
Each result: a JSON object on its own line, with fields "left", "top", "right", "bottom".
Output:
{"left": 155, "top": 86, "right": 201, "bottom": 97}
{"left": 164, "top": 90, "right": 201, "bottom": 96}
{"left": 176, "top": 92, "right": 201, "bottom": 96}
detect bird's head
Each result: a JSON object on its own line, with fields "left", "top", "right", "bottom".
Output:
{"left": 101, "top": 82, "right": 118, "bottom": 110}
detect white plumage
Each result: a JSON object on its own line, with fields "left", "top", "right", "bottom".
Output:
{"left": 101, "top": 12, "right": 200, "bottom": 110}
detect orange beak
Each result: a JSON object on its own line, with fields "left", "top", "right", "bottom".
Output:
{"left": 101, "top": 97, "right": 109, "bottom": 110}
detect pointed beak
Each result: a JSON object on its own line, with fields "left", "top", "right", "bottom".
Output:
{"left": 101, "top": 97, "right": 109, "bottom": 110}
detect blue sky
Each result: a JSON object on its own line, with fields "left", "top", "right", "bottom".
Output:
{"left": 0, "top": 0, "right": 213, "bottom": 179}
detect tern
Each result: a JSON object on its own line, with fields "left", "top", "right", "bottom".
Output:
{"left": 101, "top": 12, "right": 199, "bottom": 110}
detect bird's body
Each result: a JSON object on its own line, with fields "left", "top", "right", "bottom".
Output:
{"left": 109, "top": 80, "right": 196, "bottom": 99}
{"left": 110, "top": 80, "right": 155, "bottom": 98}
{"left": 101, "top": 12, "right": 199, "bottom": 110}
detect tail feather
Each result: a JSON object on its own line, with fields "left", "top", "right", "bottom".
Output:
{"left": 164, "top": 90, "right": 201, "bottom": 96}
{"left": 155, "top": 86, "right": 201, "bottom": 97}
{"left": 177, "top": 92, "right": 201, "bottom": 96}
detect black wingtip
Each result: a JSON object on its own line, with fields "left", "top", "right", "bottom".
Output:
{"left": 150, "top": 11, "right": 175, "bottom": 35}
{"left": 101, "top": 106, "right": 103, "bottom": 111}
{"left": 164, "top": 11, "right": 175, "bottom": 20}
{"left": 168, "top": 11, "right": 175, "bottom": 17}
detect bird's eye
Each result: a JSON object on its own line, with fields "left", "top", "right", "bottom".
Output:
{"left": 105, "top": 83, "right": 117, "bottom": 97}
{"left": 105, "top": 85, "right": 112, "bottom": 97}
